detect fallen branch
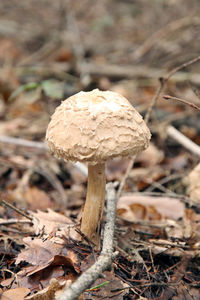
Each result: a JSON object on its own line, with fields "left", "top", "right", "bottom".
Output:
{"left": 56, "top": 183, "right": 118, "bottom": 300}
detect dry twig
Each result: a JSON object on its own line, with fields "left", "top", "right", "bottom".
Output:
{"left": 0, "top": 199, "right": 32, "bottom": 221}
{"left": 56, "top": 183, "right": 118, "bottom": 300}
{"left": 163, "top": 95, "right": 200, "bottom": 111}
{"left": 0, "top": 218, "right": 32, "bottom": 225}
{"left": 145, "top": 55, "right": 200, "bottom": 124}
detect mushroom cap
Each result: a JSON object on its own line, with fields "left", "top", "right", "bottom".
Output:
{"left": 46, "top": 89, "right": 151, "bottom": 164}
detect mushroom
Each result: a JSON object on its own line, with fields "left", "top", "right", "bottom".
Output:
{"left": 46, "top": 89, "right": 151, "bottom": 246}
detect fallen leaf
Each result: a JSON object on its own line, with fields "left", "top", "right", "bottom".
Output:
{"left": 1, "top": 287, "right": 30, "bottom": 300}
{"left": 118, "top": 195, "right": 184, "bottom": 221}
{"left": 16, "top": 237, "right": 63, "bottom": 265}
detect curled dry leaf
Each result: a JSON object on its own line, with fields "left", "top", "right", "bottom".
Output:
{"left": 117, "top": 195, "right": 185, "bottom": 222}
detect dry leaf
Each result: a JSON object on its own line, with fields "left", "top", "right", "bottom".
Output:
{"left": 118, "top": 195, "right": 184, "bottom": 221}
{"left": 1, "top": 287, "right": 30, "bottom": 300}
{"left": 16, "top": 237, "right": 63, "bottom": 266}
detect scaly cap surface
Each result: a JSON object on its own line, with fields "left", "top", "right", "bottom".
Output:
{"left": 46, "top": 89, "right": 151, "bottom": 163}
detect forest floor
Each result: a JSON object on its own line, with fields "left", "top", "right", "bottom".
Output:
{"left": 0, "top": 0, "right": 200, "bottom": 299}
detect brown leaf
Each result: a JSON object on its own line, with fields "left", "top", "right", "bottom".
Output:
{"left": 10, "top": 254, "right": 77, "bottom": 293}
{"left": 16, "top": 237, "right": 62, "bottom": 265}
{"left": 1, "top": 287, "right": 30, "bottom": 300}
{"left": 118, "top": 195, "right": 184, "bottom": 221}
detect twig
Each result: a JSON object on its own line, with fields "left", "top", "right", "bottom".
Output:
{"left": 167, "top": 125, "right": 200, "bottom": 157}
{"left": 163, "top": 95, "right": 200, "bottom": 111}
{"left": 145, "top": 55, "right": 200, "bottom": 124}
{"left": 0, "top": 199, "right": 33, "bottom": 221}
{"left": 165, "top": 55, "right": 200, "bottom": 80}
{"left": 56, "top": 183, "right": 118, "bottom": 300}
{"left": 0, "top": 218, "right": 32, "bottom": 225}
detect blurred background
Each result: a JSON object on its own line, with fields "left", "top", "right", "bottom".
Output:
{"left": 0, "top": 0, "right": 199, "bottom": 111}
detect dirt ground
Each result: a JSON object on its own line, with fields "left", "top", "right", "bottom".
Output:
{"left": 0, "top": 0, "right": 200, "bottom": 299}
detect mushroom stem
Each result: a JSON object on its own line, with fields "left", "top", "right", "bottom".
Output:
{"left": 81, "top": 163, "right": 106, "bottom": 245}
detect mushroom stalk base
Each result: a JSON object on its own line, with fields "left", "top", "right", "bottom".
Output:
{"left": 81, "top": 163, "right": 106, "bottom": 246}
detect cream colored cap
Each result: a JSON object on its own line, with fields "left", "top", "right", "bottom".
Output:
{"left": 46, "top": 89, "right": 151, "bottom": 163}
